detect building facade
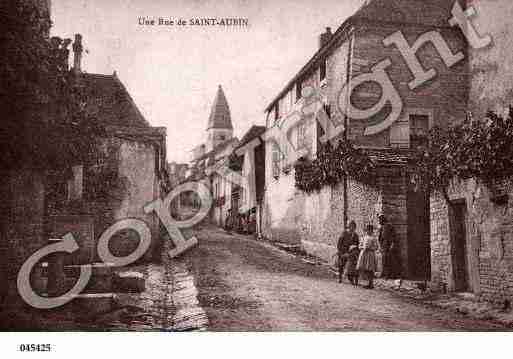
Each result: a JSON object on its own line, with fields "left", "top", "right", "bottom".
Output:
{"left": 262, "top": 0, "right": 468, "bottom": 279}
{"left": 430, "top": 0, "right": 513, "bottom": 303}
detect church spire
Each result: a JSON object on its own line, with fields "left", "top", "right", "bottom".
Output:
{"left": 207, "top": 85, "right": 233, "bottom": 130}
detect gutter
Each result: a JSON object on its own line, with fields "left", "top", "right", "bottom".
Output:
{"left": 343, "top": 27, "right": 355, "bottom": 230}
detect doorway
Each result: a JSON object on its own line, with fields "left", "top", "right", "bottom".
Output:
{"left": 450, "top": 200, "right": 469, "bottom": 292}
{"left": 407, "top": 181, "right": 431, "bottom": 280}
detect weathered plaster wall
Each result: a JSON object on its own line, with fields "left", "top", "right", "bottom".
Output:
{"left": 467, "top": 0, "right": 513, "bottom": 119}
{"left": 111, "top": 140, "right": 159, "bottom": 261}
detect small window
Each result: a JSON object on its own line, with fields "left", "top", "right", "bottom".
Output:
{"left": 297, "top": 122, "right": 308, "bottom": 149}
{"left": 67, "top": 165, "right": 83, "bottom": 200}
{"left": 320, "top": 59, "right": 327, "bottom": 82}
{"left": 324, "top": 103, "right": 331, "bottom": 118}
{"left": 274, "top": 102, "right": 280, "bottom": 122}
{"left": 409, "top": 114, "right": 429, "bottom": 148}
{"left": 272, "top": 143, "right": 281, "bottom": 179}
{"left": 296, "top": 81, "right": 303, "bottom": 101}
{"left": 219, "top": 135, "right": 226, "bottom": 141}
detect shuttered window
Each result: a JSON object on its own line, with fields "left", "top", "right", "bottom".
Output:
{"left": 272, "top": 142, "right": 281, "bottom": 179}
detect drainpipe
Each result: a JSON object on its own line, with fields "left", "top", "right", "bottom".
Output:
{"left": 343, "top": 28, "right": 355, "bottom": 229}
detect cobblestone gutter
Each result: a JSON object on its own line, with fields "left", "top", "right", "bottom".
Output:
{"left": 102, "top": 239, "right": 209, "bottom": 331}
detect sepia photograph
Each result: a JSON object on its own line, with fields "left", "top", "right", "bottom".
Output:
{"left": 1, "top": 0, "right": 513, "bottom": 356}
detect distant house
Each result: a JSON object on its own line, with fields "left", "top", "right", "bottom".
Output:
{"left": 225, "top": 126, "right": 266, "bottom": 236}
{"left": 185, "top": 85, "right": 241, "bottom": 219}
{"left": 262, "top": 0, "right": 468, "bottom": 279}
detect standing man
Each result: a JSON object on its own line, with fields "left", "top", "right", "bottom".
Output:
{"left": 337, "top": 220, "right": 359, "bottom": 283}
{"left": 378, "top": 215, "right": 401, "bottom": 279}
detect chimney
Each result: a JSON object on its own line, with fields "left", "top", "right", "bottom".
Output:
{"left": 72, "top": 34, "right": 83, "bottom": 74}
{"left": 318, "top": 27, "right": 333, "bottom": 49}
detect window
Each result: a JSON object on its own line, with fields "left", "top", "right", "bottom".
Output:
{"left": 274, "top": 102, "right": 280, "bottom": 122}
{"left": 324, "top": 103, "right": 331, "bottom": 118}
{"left": 296, "top": 81, "right": 303, "bottom": 101}
{"left": 320, "top": 59, "right": 327, "bottom": 82}
{"left": 297, "top": 122, "right": 308, "bottom": 149}
{"left": 390, "top": 110, "right": 431, "bottom": 149}
{"left": 409, "top": 114, "right": 429, "bottom": 148}
{"left": 219, "top": 135, "right": 226, "bottom": 141}
{"left": 272, "top": 142, "right": 281, "bottom": 179}
{"left": 67, "top": 165, "right": 83, "bottom": 200}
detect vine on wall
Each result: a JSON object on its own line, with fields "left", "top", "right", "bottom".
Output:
{"left": 1, "top": 0, "right": 104, "bottom": 172}
{"left": 412, "top": 108, "right": 513, "bottom": 198}
{"left": 294, "top": 140, "right": 376, "bottom": 193}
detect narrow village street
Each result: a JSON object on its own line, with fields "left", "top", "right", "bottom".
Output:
{"left": 180, "top": 224, "right": 508, "bottom": 331}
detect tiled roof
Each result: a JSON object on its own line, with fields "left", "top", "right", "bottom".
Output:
{"left": 354, "top": 0, "right": 457, "bottom": 28}
{"left": 265, "top": 0, "right": 460, "bottom": 112}
{"left": 236, "top": 125, "right": 266, "bottom": 150}
{"left": 361, "top": 147, "right": 412, "bottom": 166}
{"left": 207, "top": 85, "right": 233, "bottom": 130}
{"left": 193, "top": 137, "right": 239, "bottom": 164}
{"left": 82, "top": 73, "right": 150, "bottom": 128}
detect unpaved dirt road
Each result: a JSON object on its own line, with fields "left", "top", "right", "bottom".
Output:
{"left": 182, "top": 226, "right": 509, "bottom": 331}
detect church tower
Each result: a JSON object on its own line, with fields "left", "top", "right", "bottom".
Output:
{"left": 206, "top": 85, "right": 233, "bottom": 152}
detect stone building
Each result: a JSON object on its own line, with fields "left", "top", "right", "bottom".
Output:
{"left": 186, "top": 85, "right": 240, "bottom": 222}
{"left": 261, "top": 0, "right": 468, "bottom": 279}
{"left": 223, "top": 125, "right": 266, "bottom": 235}
{"left": 430, "top": 0, "right": 513, "bottom": 304}
{"left": 47, "top": 34, "right": 168, "bottom": 263}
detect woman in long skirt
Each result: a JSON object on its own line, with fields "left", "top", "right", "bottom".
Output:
{"left": 357, "top": 224, "right": 378, "bottom": 289}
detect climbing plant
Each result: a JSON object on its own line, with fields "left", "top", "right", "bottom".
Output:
{"left": 0, "top": 0, "right": 104, "bottom": 172}
{"left": 412, "top": 108, "right": 513, "bottom": 198}
{"left": 294, "top": 140, "right": 376, "bottom": 193}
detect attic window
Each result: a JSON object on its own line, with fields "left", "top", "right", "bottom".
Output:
{"left": 274, "top": 102, "right": 280, "bottom": 122}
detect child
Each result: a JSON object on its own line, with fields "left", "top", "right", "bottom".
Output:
{"left": 344, "top": 244, "right": 360, "bottom": 286}
{"left": 357, "top": 224, "right": 378, "bottom": 289}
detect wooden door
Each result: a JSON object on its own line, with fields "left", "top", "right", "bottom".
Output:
{"left": 451, "top": 201, "right": 469, "bottom": 292}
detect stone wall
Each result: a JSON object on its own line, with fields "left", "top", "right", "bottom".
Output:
{"left": 48, "top": 136, "right": 162, "bottom": 264}
{"left": 467, "top": 0, "right": 513, "bottom": 120}
{"left": 431, "top": 178, "right": 513, "bottom": 304}
{"left": 0, "top": 169, "right": 46, "bottom": 307}
{"left": 262, "top": 163, "right": 417, "bottom": 276}
{"left": 350, "top": 23, "right": 468, "bottom": 144}
{"left": 112, "top": 139, "right": 160, "bottom": 262}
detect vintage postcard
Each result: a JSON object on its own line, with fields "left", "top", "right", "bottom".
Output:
{"left": 1, "top": 0, "right": 513, "bottom": 356}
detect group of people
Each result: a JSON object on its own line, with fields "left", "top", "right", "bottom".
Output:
{"left": 337, "top": 215, "right": 401, "bottom": 289}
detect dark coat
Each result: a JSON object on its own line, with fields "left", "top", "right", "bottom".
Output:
{"left": 337, "top": 231, "right": 359, "bottom": 256}
{"left": 378, "top": 223, "right": 401, "bottom": 278}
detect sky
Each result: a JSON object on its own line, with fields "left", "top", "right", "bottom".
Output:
{"left": 51, "top": 0, "right": 363, "bottom": 163}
